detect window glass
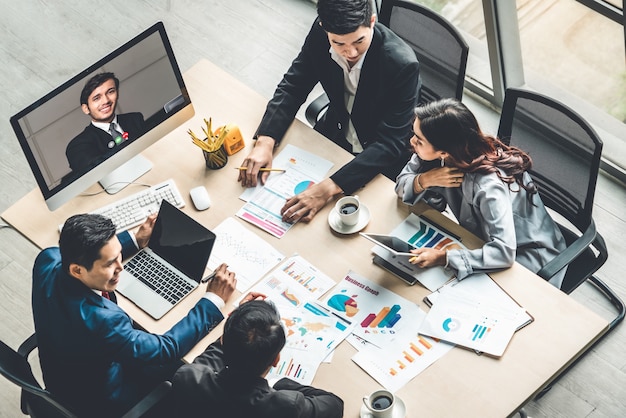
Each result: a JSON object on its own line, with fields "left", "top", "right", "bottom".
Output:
{"left": 404, "top": 0, "right": 492, "bottom": 92}
{"left": 516, "top": 0, "right": 625, "bottom": 123}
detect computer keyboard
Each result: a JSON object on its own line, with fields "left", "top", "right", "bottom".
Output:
{"left": 59, "top": 179, "right": 185, "bottom": 233}
{"left": 124, "top": 250, "right": 195, "bottom": 304}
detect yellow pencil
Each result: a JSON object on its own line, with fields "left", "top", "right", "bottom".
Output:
{"left": 234, "top": 167, "right": 286, "bottom": 172}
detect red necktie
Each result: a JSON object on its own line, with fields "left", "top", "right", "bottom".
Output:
{"left": 102, "top": 291, "right": 110, "bottom": 300}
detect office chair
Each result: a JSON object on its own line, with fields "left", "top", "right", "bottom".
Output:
{"left": 497, "top": 87, "right": 625, "bottom": 398}
{"left": 305, "top": 0, "right": 469, "bottom": 127}
{"left": 0, "top": 333, "right": 172, "bottom": 418}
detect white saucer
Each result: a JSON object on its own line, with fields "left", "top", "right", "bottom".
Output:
{"left": 360, "top": 396, "right": 406, "bottom": 418}
{"left": 328, "top": 204, "right": 370, "bottom": 234}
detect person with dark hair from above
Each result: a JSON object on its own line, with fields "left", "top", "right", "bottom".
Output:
{"left": 66, "top": 71, "right": 145, "bottom": 172}
{"left": 237, "top": 0, "right": 420, "bottom": 223}
{"left": 395, "top": 98, "right": 567, "bottom": 288}
{"left": 32, "top": 213, "right": 236, "bottom": 417}
{"left": 170, "top": 298, "right": 344, "bottom": 418}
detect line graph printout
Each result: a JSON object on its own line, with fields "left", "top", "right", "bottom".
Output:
{"left": 352, "top": 307, "right": 454, "bottom": 392}
{"left": 239, "top": 144, "right": 334, "bottom": 201}
{"left": 207, "top": 217, "right": 284, "bottom": 292}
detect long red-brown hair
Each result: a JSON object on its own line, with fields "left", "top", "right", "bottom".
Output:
{"left": 416, "top": 98, "right": 537, "bottom": 197}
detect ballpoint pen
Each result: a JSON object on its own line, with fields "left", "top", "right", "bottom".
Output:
{"left": 201, "top": 269, "right": 219, "bottom": 283}
{"left": 234, "top": 167, "right": 286, "bottom": 172}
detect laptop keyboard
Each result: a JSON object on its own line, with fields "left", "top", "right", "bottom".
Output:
{"left": 124, "top": 251, "right": 196, "bottom": 305}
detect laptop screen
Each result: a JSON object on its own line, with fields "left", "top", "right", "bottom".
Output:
{"left": 150, "top": 200, "right": 216, "bottom": 282}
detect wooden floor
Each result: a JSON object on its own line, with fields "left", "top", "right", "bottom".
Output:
{"left": 0, "top": 1, "right": 624, "bottom": 417}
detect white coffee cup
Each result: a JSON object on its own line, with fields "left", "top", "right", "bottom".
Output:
{"left": 362, "top": 389, "right": 395, "bottom": 418}
{"left": 335, "top": 195, "right": 360, "bottom": 226}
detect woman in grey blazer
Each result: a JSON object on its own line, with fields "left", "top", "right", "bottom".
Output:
{"left": 395, "top": 99, "right": 567, "bottom": 288}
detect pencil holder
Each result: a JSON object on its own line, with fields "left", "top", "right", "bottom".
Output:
{"left": 203, "top": 145, "right": 228, "bottom": 169}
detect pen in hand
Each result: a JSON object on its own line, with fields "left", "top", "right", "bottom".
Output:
{"left": 201, "top": 269, "right": 219, "bottom": 283}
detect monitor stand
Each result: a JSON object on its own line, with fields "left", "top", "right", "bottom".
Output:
{"left": 99, "top": 154, "right": 153, "bottom": 194}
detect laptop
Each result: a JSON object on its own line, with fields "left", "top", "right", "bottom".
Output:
{"left": 116, "top": 199, "right": 216, "bottom": 319}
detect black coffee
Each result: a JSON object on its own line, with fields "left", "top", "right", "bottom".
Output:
{"left": 372, "top": 395, "right": 392, "bottom": 410}
{"left": 340, "top": 203, "right": 358, "bottom": 215}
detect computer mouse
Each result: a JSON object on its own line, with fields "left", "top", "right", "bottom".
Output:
{"left": 189, "top": 186, "right": 211, "bottom": 211}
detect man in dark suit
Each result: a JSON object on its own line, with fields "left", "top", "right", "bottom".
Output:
{"left": 170, "top": 299, "right": 344, "bottom": 418}
{"left": 66, "top": 72, "right": 146, "bottom": 172}
{"left": 32, "top": 213, "right": 236, "bottom": 417}
{"left": 238, "top": 0, "right": 420, "bottom": 223}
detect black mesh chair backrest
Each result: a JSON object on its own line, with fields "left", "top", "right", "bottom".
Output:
{"left": 378, "top": 0, "right": 469, "bottom": 104}
{"left": 0, "top": 339, "right": 76, "bottom": 417}
{"left": 497, "top": 88, "right": 603, "bottom": 233}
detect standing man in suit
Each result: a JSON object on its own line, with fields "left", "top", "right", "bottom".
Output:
{"left": 66, "top": 72, "right": 145, "bottom": 172}
{"left": 170, "top": 299, "right": 344, "bottom": 418}
{"left": 238, "top": 0, "right": 420, "bottom": 223}
{"left": 32, "top": 213, "right": 236, "bottom": 417}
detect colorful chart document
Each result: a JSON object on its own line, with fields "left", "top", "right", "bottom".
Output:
{"left": 319, "top": 271, "right": 423, "bottom": 348}
{"left": 419, "top": 285, "right": 527, "bottom": 357}
{"left": 239, "top": 144, "right": 334, "bottom": 202}
{"left": 237, "top": 167, "right": 317, "bottom": 238}
{"left": 352, "top": 308, "right": 454, "bottom": 392}
{"left": 371, "top": 213, "right": 463, "bottom": 291}
{"left": 207, "top": 217, "right": 284, "bottom": 292}
{"left": 240, "top": 254, "right": 337, "bottom": 309}
{"left": 267, "top": 302, "right": 352, "bottom": 385}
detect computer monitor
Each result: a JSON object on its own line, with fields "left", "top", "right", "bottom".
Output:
{"left": 10, "top": 22, "right": 194, "bottom": 211}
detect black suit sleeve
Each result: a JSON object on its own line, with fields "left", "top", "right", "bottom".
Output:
{"left": 255, "top": 20, "right": 324, "bottom": 143}
{"left": 273, "top": 377, "right": 344, "bottom": 418}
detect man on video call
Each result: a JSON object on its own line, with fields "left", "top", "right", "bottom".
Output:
{"left": 237, "top": 0, "right": 419, "bottom": 223}
{"left": 32, "top": 213, "right": 236, "bottom": 417}
{"left": 66, "top": 72, "right": 145, "bottom": 172}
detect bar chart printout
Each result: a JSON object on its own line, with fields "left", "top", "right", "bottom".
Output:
{"left": 321, "top": 270, "right": 424, "bottom": 348}
{"left": 352, "top": 308, "right": 454, "bottom": 392}
{"left": 241, "top": 254, "right": 336, "bottom": 309}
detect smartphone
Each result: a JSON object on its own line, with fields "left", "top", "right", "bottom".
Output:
{"left": 360, "top": 233, "right": 417, "bottom": 256}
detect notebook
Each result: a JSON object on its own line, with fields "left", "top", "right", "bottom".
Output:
{"left": 116, "top": 199, "right": 216, "bottom": 319}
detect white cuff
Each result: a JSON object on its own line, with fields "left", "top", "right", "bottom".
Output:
{"left": 128, "top": 231, "right": 139, "bottom": 249}
{"left": 203, "top": 292, "right": 225, "bottom": 310}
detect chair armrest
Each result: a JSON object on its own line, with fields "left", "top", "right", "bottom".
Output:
{"left": 120, "top": 380, "right": 172, "bottom": 418}
{"left": 17, "top": 333, "right": 38, "bottom": 358}
{"left": 305, "top": 93, "right": 330, "bottom": 127}
{"left": 536, "top": 220, "right": 597, "bottom": 281}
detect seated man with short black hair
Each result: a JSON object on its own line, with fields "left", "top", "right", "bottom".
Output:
{"left": 32, "top": 213, "right": 236, "bottom": 417}
{"left": 171, "top": 298, "right": 344, "bottom": 418}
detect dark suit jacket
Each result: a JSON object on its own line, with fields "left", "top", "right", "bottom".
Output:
{"left": 66, "top": 112, "right": 145, "bottom": 172}
{"left": 32, "top": 231, "right": 224, "bottom": 417}
{"left": 256, "top": 19, "right": 420, "bottom": 194}
{"left": 170, "top": 340, "right": 343, "bottom": 418}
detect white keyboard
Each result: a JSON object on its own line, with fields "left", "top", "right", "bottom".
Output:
{"left": 60, "top": 179, "right": 185, "bottom": 233}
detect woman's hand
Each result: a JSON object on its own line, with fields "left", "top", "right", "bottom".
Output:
{"left": 408, "top": 248, "right": 447, "bottom": 268}
{"left": 420, "top": 167, "right": 464, "bottom": 189}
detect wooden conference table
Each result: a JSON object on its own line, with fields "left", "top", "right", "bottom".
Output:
{"left": 2, "top": 59, "right": 609, "bottom": 417}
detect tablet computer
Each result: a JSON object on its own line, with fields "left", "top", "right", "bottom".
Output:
{"left": 360, "top": 233, "right": 417, "bottom": 256}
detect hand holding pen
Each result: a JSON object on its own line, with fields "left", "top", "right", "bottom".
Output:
{"left": 203, "top": 263, "right": 236, "bottom": 302}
